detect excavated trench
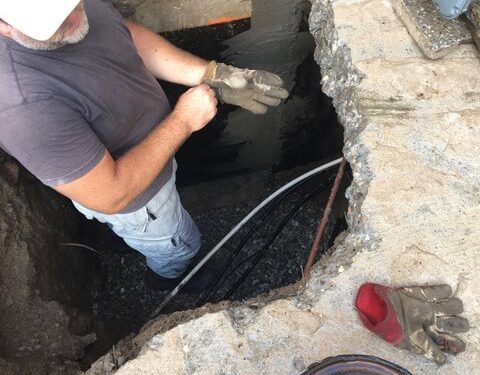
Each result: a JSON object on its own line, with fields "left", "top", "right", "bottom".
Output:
{"left": 78, "top": 18, "right": 348, "bottom": 368}
{"left": 0, "top": 4, "right": 348, "bottom": 375}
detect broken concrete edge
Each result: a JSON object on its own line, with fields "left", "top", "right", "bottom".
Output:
{"left": 94, "top": 235, "right": 357, "bottom": 371}
{"left": 309, "top": 0, "right": 379, "bottom": 255}
{"left": 90, "top": 302, "right": 231, "bottom": 373}
{"left": 88, "top": 232, "right": 356, "bottom": 375}
{"left": 87, "top": 233, "right": 354, "bottom": 374}
{"left": 87, "top": 1, "right": 377, "bottom": 372}
{"left": 87, "top": 280, "right": 313, "bottom": 374}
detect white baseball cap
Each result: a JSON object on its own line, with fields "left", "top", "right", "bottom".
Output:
{"left": 0, "top": 0, "right": 81, "bottom": 41}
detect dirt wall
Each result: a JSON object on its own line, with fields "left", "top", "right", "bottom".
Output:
{"left": 0, "top": 155, "right": 97, "bottom": 374}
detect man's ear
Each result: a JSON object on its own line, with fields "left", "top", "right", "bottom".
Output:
{"left": 0, "top": 20, "right": 13, "bottom": 38}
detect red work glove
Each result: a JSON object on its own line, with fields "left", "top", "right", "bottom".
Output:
{"left": 355, "top": 283, "right": 469, "bottom": 365}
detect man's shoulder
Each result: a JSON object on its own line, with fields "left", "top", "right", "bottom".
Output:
{"left": 0, "top": 40, "right": 26, "bottom": 112}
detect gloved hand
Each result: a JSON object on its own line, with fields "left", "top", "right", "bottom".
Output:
{"left": 202, "top": 61, "right": 289, "bottom": 115}
{"left": 355, "top": 283, "right": 469, "bottom": 365}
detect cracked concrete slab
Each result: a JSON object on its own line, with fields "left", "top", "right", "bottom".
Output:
{"left": 88, "top": 0, "right": 480, "bottom": 373}
{"left": 392, "top": 0, "right": 471, "bottom": 59}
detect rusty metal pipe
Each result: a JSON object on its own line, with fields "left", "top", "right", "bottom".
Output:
{"left": 304, "top": 158, "right": 347, "bottom": 278}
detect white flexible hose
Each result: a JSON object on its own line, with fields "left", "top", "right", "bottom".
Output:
{"left": 151, "top": 157, "right": 343, "bottom": 317}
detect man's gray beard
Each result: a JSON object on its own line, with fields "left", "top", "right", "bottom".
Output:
{"left": 11, "top": 14, "right": 90, "bottom": 51}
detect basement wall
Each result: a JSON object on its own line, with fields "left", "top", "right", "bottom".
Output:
{"left": 88, "top": 0, "right": 480, "bottom": 373}
{"left": 117, "top": 0, "right": 340, "bottom": 179}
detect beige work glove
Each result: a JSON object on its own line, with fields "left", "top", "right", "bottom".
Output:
{"left": 202, "top": 61, "right": 289, "bottom": 115}
{"left": 356, "top": 283, "right": 469, "bottom": 365}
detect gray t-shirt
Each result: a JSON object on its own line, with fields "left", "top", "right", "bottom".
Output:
{"left": 0, "top": 0, "right": 173, "bottom": 213}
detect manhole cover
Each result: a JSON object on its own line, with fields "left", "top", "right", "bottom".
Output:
{"left": 302, "top": 355, "right": 412, "bottom": 375}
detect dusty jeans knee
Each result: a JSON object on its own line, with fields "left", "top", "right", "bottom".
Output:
{"left": 72, "top": 171, "right": 201, "bottom": 279}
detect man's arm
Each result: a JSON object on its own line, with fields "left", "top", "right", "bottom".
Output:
{"left": 125, "top": 20, "right": 209, "bottom": 87}
{"left": 54, "top": 85, "right": 217, "bottom": 214}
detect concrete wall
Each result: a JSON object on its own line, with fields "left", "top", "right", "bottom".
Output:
{"left": 216, "top": 0, "right": 321, "bottom": 175}
{"left": 127, "top": 0, "right": 252, "bottom": 32}
{"left": 114, "top": 0, "right": 340, "bottom": 179}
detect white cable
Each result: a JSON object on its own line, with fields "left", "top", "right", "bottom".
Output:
{"left": 151, "top": 157, "right": 343, "bottom": 317}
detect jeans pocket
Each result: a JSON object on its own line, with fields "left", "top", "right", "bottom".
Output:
{"left": 114, "top": 208, "right": 150, "bottom": 237}
{"left": 125, "top": 235, "right": 177, "bottom": 259}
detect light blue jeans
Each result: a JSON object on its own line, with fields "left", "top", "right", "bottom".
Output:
{"left": 72, "top": 163, "right": 201, "bottom": 279}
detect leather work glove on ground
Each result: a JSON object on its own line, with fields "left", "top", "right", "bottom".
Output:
{"left": 202, "top": 61, "right": 289, "bottom": 115}
{"left": 355, "top": 283, "right": 469, "bottom": 365}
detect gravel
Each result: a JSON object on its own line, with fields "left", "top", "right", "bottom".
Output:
{"left": 80, "top": 167, "right": 348, "bottom": 366}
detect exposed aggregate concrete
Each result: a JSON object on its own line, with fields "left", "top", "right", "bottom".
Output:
{"left": 392, "top": 0, "right": 471, "bottom": 59}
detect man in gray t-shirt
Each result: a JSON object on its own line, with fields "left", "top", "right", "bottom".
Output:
{"left": 0, "top": 0, "right": 288, "bottom": 291}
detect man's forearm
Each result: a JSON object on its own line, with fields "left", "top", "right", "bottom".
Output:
{"left": 125, "top": 20, "right": 209, "bottom": 86}
{"left": 110, "top": 113, "right": 191, "bottom": 212}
